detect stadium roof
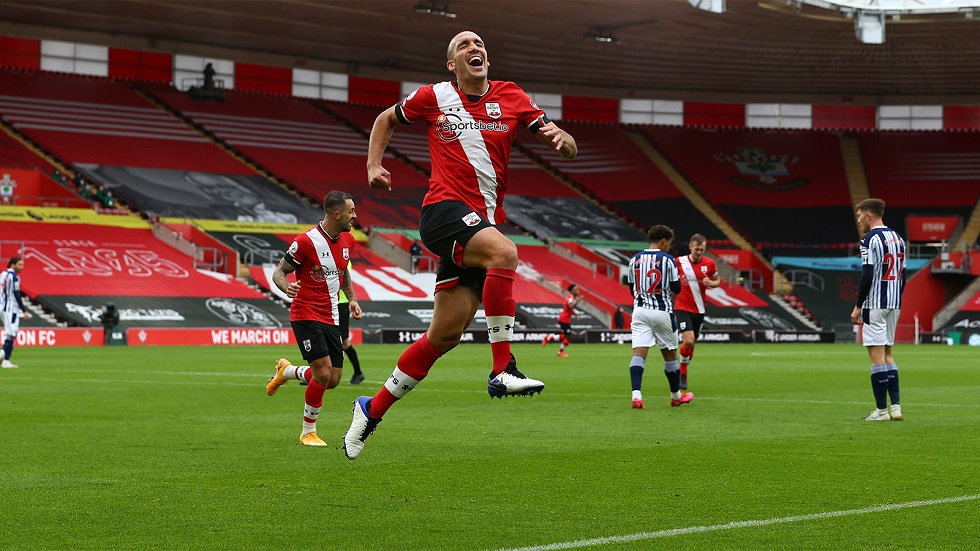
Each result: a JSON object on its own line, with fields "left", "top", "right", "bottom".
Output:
{"left": 1, "top": 0, "right": 979, "bottom": 103}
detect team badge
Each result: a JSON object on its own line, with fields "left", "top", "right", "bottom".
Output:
{"left": 303, "top": 339, "right": 312, "bottom": 352}
{"left": 701, "top": 265, "right": 708, "bottom": 274}
{"left": 343, "top": 248, "right": 350, "bottom": 260}
{"left": 462, "top": 212, "right": 481, "bottom": 227}
{"left": 485, "top": 102, "right": 501, "bottom": 119}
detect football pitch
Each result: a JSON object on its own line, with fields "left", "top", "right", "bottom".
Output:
{"left": 1, "top": 343, "right": 977, "bottom": 550}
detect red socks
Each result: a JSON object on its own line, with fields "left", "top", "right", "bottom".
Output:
{"left": 303, "top": 379, "right": 326, "bottom": 423}
{"left": 484, "top": 267, "right": 516, "bottom": 376}
{"left": 370, "top": 334, "right": 443, "bottom": 418}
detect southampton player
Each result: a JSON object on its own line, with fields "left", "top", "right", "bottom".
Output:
{"left": 265, "top": 191, "right": 362, "bottom": 446}
{"left": 542, "top": 284, "right": 583, "bottom": 357}
{"left": 344, "top": 30, "right": 577, "bottom": 459}
{"left": 673, "top": 234, "right": 720, "bottom": 389}
{"left": 626, "top": 226, "right": 692, "bottom": 409}
{"left": 851, "top": 198, "right": 906, "bottom": 422}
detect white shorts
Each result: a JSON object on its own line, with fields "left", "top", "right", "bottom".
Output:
{"left": 631, "top": 307, "right": 677, "bottom": 350}
{"left": 2, "top": 311, "right": 21, "bottom": 339}
{"left": 862, "top": 308, "right": 899, "bottom": 347}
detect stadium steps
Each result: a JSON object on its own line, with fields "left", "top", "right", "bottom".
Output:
{"left": 23, "top": 296, "right": 64, "bottom": 327}
{"left": 769, "top": 294, "right": 821, "bottom": 330}
{"left": 839, "top": 135, "right": 869, "bottom": 217}
{"left": 932, "top": 274, "right": 980, "bottom": 330}
{"left": 0, "top": 118, "right": 72, "bottom": 175}
{"left": 627, "top": 131, "right": 792, "bottom": 293}
{"left": 954, "top": 195, "right": 980, "bottom": 251}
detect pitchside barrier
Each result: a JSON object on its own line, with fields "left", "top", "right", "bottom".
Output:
{"left": 6, "top": 326, "right": 972, "bottom": 348}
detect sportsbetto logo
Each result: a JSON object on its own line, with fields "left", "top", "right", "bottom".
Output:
{"left": 436, "top": 113, "right": 510, "bottom": 142}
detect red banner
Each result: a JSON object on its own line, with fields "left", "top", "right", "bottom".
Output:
{"left": 906, "top": 216, "right": 960, "bottom": 242}
{"left": 1, "top": 327, "right": 103, "bottom": 346}
{"left": 127, "top": 327, "right": 362, "bottom": 346}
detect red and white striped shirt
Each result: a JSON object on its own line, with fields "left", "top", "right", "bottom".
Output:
{"left": 396, "top": 80, "right": 546, "bottom": 224}
{"left": 674, "top": 255, "right": 719, "bottom": 314}
{"left": 283, "top": 223, "right": 354, "bottom": 324}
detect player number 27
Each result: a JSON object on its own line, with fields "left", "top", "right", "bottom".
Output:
{"left": 882, "top": 252, "right": 905, "bottom": 281}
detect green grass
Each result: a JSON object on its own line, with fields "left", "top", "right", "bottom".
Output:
{"left": 1, "top": 343, "right": 977, "bottom": 550}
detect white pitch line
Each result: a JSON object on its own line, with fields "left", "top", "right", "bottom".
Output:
{"left": 497, "top": 494, "right": 980, "bottom": 551}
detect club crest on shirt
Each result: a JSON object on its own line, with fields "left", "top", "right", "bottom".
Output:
{"left": 485, "top": 102, "right": 501, "bottom": 119}
{"left": 343, "top": 248, "right": 350, "bottom": 260}
{"left": 701, "top": 265, "right": 708, "bottom": 274}
{"left": 462, "top": 212, "right": 481, "bottom": 227}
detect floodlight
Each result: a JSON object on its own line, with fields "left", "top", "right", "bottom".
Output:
{"left": 855, "top": 10, "right": 885, "bottom": 44}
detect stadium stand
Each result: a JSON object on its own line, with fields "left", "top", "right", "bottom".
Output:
{"left": 642, "top": 126, "right": 857, "bottom": 255}
{"left": 320, "top": 100, "right": 432, "bottom": 173}
{"left": 516, "top": 121, "right": 724, "bottom": 242}
{"left": 517, "top": 242, "right": 634, "bottom": 313}
{"left": 0, "top": 125, "right": 50, "bottom": 170}
{"left": 0, "top": 69, "right": 247, "bottom": 173}
{"left": 859, "top": 131, "right": 980, "bottom": 239}
{"left": 143, "top": 86, "right": 429, "bottom": 228}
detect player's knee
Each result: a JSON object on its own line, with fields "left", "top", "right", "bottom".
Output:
{"left": 487, "top": 241, "right": 518, "bottom": 269}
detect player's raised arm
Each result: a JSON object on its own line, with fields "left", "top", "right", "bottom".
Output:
{"left": 367, "top": 105, "right": 400, "bottom": 191}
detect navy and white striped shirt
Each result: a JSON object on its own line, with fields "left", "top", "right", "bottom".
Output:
{"left": 628, "top": 248, "right": 680, "bottom": 312}
{"left": 1, "top": 268, "right": 25, "bottom": 315}
{"left": 858, "top": 226, "right": 906, "bottom": 310}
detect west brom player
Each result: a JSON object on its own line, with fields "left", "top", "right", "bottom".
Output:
{"left": 674, "top": 234, "right": 721, "bottom": 389}
{"left": 345, "top": 30, "right": 577, "bottom": 460}
{"left": 850, "top": 198, "right": 906, "bottom": 422}
{"left": 1, "top": 256, "right": 31, "bottom": 369}
{"left": 626, "top": 225, "right": 692, "bottom": 409}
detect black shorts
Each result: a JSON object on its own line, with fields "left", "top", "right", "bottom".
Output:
{"left": 419, "top": 201, "right": 494, "bottom": 292}
{"left": 291, "top": 320, "right": 345, "bottom": 366}
{"left": 558, "top": 321, "right": 573, "bottom": 338}
{"left": 675, "top": 310, "right": 705, "bottom": 338}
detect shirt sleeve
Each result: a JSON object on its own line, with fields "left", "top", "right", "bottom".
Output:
{"left": 395, "top": 85, "right": 434, "bottom": 125}
{"left": 667, "top": 258, "right": 682, "bottom": 295}
{"left": 510, "top": 83, "right": 547, "bottom": 131}
{"left": 284, "top": 238, "right": 304, "bottom": 269}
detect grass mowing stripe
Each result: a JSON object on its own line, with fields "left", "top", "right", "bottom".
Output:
{"left": 14, "top": 375, "right": 979, "bottom": 409}
{"left": 499, "top": 494, "right": 980, "bottom": 551}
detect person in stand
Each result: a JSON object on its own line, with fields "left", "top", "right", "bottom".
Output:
{"left": 850, "top": 198, "right": 906, "bottom": 422}
{"left": 626, "top": 226, "right": 693, "bottom": 410}
{"left": 409, "top": 240, "right": 423, "bottom": 273}
{"left": 673, "top": 233, "right": 721, "bottom": 390}
{"left": 343, "top": 29, "right": 577, "bottom": 460}
{"left": 202, "top": 62, "right": 216, "bottom": 90}
{"left": 541, "top": 284, "right": 583, "bottom": 357}
{"left": 613, "top": 306, "right": 626, "bottom": 330}
{"left": 2, "top": 256, "right": 31, "bottom": 368}
{"left": 99, "top": 302, "right": 120, "bottom": 346}
{"left": 265, "top": 191, "right": 362, "bottom": 446}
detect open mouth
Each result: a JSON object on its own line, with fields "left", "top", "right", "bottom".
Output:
{"left": 467, "top": 55, "right": 484, "bottom": 67}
